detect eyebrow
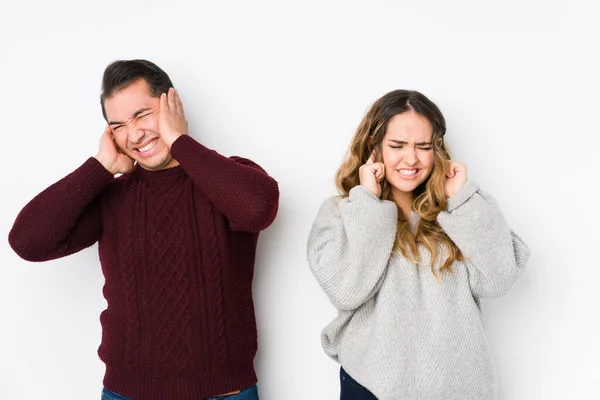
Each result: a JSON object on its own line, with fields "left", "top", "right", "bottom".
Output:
{"left": 387, "top": 139, "right": 433, "bottom": 146}
{"left": 108, "top": 108, "right": 153, "bottom": 126}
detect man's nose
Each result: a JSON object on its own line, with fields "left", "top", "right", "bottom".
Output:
{"left": 128, "top": 125, "right": 145, "bottom": 144}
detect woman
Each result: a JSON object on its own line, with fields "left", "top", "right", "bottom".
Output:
{"left": 307, "top": 90, "right": 530, "bottom": 400}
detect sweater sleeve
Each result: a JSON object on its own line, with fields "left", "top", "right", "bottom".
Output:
{"left": 307, "top": 186, "right": 398, "bottom": 311}
{"left": 437, "top": 181, "right": 531, "bottom": 298}
{"left": 171, "top": 135, "right": 279, "bottom": 232}
{"left": 8, "top": 158, "right": 114, "bottom": 262}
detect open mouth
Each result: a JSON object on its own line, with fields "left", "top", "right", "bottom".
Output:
{"left": 395, "top": 168, "right": 422, "bottom": 181}
{"left": 135, "top": 138, "right": 159, "bottom": 154}
{"left": 398, "top": 168, "right": 418, "bottom": 176}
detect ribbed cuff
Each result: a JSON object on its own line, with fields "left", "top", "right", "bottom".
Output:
{"left": 103, "top": 362, "right": 257, "bottom": 400}
{"left": 348, "top": 185, "right": 396, "bottom": 208}
{"left": 345, "top": 185, "right": 397, "bottom": 222}
{"left": 446, "top": 181, "right": 480, "bottom": 212}
{"left": 77, "top": 157, "right": 115, "bottom": 196}
{"left": 341, "top": 185, "right": 398, "bottom": 241}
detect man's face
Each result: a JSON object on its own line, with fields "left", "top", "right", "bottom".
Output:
{"left": 104, "top": 79, "right": 177, "bottom": 171}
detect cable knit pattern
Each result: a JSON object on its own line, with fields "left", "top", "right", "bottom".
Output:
{"left": 8, "top": 135, "right": 279, "bottom": 400}
{"left": 146, "top": 174, "right": 194, "bottom": 377}
{"left": 121, "top": 184, "right": 141, "bottom": 372}
{"left": 204, "top": 210, "right": 229, "bottom": 364}
{"left": 307, "top": 183, "right": 530, "bottom": 400}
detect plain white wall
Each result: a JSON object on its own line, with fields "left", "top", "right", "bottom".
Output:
{"left": 1, "top": 0, "right": 598, "bottom": 398}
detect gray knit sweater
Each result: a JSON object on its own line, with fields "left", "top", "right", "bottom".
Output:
{"left": 307, "top": 181, "right": 530, "bottom": 400}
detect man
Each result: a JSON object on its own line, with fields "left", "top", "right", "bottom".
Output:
{"left": 9, "top": 59, "right": 279, "bottom": 400}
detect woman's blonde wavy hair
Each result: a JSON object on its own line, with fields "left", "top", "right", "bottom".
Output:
{"left": 336, "top": 90, "right": 463, "bottom": 277}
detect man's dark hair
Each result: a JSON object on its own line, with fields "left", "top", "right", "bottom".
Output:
{"left": 100, "top": 59, "right": 174, "bottom": 120}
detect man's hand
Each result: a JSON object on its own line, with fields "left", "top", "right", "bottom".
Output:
{"left": 359, "top": 155, "right": 386, "bottom": 198}
{"left": 444, "top": 161, "right": 468, "bottom": 198}
{"left": 159, "top": 88, "right": 188, "bottom": 148}
{"left": 94, "top": 125, "right": 135, "bottom": 175}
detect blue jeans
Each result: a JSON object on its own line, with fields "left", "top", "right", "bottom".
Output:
{"left": 340, "top": 368, "right": 378, "bottom": 400}
{"left": 101, "top": 385, "right": 259, "bottom": 400}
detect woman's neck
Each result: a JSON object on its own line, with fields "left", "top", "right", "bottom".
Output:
{"left": 392, "top": 189, "right": 414, "bottom": 218}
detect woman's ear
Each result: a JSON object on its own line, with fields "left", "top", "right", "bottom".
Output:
{"left": 437, "top": 138, "right": 443, "bottom": 147}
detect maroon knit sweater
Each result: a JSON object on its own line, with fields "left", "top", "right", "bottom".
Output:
{"left": 8, "top": 135, "right": 279, "bottom": 400}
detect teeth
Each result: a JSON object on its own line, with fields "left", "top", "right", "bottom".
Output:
{"left": 398, "top": 169, "right": 417, "bottom": 176}
{"left": 138, "top": 139, "right": 157, "bottom": 153}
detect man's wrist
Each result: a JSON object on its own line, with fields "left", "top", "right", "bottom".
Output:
{"left": 94, "top": 154, "right": 115, "bottom": 175}
{"left": 164, "top": 132, "right": 184, "bottom": 148}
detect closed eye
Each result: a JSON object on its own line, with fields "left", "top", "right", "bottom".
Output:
{"left": 388, "top": 145, "right": 432, "bottom": 150}
{"left": 137, "top": 112, "right": 153, "bottom": 120}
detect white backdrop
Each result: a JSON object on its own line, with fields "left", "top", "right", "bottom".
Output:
{"left": 1, "top": 0, "right": 598, "bottom": 399}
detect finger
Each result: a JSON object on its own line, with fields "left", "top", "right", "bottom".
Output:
{"left": 175, "top": 89, "right": 184, "bottom": 115}
{"left": 453, "top": 163, "right": 465, "bottom": 173}
{"left": 99, "top": 129, "right": 109, "bottom": 148}
{"left": 375, "top": 165, "right": 385, "bottom": 181}
{"left": 168, "top": 88, "right": 177, "bottom": 111}
{"left": 446, "top": 160, "right": 456, "bottom": 178}
{"left": 366, "top": 155, "right": 375, "bottom": 165}
{"left": 372, "top": 162, "right": 381, "bottom": 175}
{"left": 160, "top": 92, "right": 168, "bottom": 112}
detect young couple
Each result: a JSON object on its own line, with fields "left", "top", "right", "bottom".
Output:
{"left": 9, "top": 59, "right": 529, "bottom": 400}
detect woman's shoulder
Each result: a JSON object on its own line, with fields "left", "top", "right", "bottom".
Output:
{"left": 315, "top": 195, "right": 343, "bottom": 221}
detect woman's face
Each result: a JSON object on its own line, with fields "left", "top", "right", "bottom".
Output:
{"left": 380, "top": 111, "right": 435, "bottom": 198}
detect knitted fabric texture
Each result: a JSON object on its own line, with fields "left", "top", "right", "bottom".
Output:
{"left": 9, "top": 135, "right": 279, "bottom": 400}
{"left": 307, "top": 182, "right": 530, "bottom": 400}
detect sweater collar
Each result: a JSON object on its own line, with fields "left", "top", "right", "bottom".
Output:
{"left": 132, "top": 163, "right": 185, "bottom": 186}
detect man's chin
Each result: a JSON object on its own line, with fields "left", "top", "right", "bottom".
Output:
{"left": 135, "top": 155, "right": 176, "bottom": 171}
